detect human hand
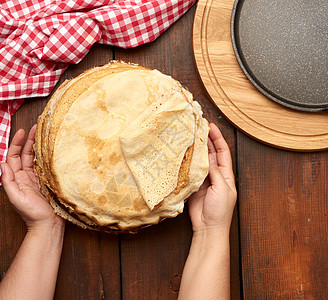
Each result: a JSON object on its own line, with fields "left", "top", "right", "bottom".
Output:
{"left": 1, "top": 125, "right": 64, "bottom": 232}
{"left": 188, "top": 123, "right": 237, "bottom": 235}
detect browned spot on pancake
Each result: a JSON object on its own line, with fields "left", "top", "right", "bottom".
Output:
{"left": 173, "top": 145, "right": 194, "bottom": 194}
{"left": 96, "top": 195, "right": 107, "bottom": 206}
{"left": 133, "top": 195, "right": 148, "bottom": 212}
{"left": 84, "top": 135, "right": 107, "bottom": 170}
{"left": 109, "top": 152, "right": 120, "bottom": 166}
{"left": 96, "top": 96, "right": 109, "bottom": 113}
{"left": 153, "top": 201, "right": 164, "bottom": 210}
{"left": 96, "top": 168, "right": 106, "bottom": 178}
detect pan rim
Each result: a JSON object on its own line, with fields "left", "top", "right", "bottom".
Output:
{"left": 230, "top": 0, "right": 328, "bottom": 112}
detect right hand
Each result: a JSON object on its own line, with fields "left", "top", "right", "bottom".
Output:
{"left": 188, "top": 123, "right": 237, "bottom": 235}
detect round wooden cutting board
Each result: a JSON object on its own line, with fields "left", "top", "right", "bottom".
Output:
{"left": 193, "top": 0, "right": 328, "bottom": 151}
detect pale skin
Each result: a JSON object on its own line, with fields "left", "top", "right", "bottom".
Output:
{"left": 0, "top": 125, "right": 65, "bottom": 300}
{"left": 178, "top": 123, "right": 237, "bottom": 300}
{"left": 0, "top": 123, "right": 236, "bottom": 300}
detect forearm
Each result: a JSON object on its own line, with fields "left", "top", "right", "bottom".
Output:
{"left": 178, "top": 230, "right": 230, "bottom": 300}
{"left": 0, "top": 222, "right": 65, "bottom": 300}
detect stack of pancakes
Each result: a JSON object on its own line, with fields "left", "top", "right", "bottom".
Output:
{"left": 34, "top": 61, "right": 209, "bottom": 232}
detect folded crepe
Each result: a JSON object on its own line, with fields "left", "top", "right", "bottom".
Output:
{"left": 34, "top": 61, "right": 209, "bottom": 232}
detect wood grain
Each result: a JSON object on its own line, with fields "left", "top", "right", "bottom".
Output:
{"left": 0, "top": 193, "right": 26, "bottom": 283}
{"left": 193, "top": 0, "right": 328, "bottom": 151}
{"left": 115, "top": 5, "right": 241, "bottom": 299}
{"left": 237, "top": 132, "right": 328, "bottom": 299}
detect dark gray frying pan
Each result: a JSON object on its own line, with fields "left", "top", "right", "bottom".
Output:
{"left": 231, "top": 0, "right": 328, "bottom": 111}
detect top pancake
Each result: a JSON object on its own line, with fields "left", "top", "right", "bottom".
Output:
{"left": 34, "top": 61, "right": 209, "bottom": 231}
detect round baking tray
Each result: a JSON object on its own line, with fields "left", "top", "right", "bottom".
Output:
{"left": 231, "top": 0, "right": 328, "bottom": 112}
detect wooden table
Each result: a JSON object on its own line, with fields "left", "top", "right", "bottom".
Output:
{"left": 1, "top": 5, "right": 328, "bottom": 299}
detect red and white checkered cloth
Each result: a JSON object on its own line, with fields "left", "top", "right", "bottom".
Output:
{"left": 0, "top": 0, "right": 195, "bottom": 165}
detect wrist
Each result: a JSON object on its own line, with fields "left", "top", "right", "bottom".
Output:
{"left": 22, "top": 220, "right": 65, "bottom": 264}
{"left": 187, "top": 227, "right": 231, "bottom": 276}
{"left": 27, "top": 218, "right": 65, "bottom": 238}
{"left": 25, "top": 222, "right": 65, "bottom": 256}
{"left": 192, "top": 229, "right": 230, "bottom": 249}
{"left": 192, "top": 224, "right": 231, "bottom": 240}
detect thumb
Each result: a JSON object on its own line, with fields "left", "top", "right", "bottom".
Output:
{"left": 1, "top": 163, "right": 21, "bottom": 202}
{"left": 208, "top": 152, "right": 225, "bottom": 187}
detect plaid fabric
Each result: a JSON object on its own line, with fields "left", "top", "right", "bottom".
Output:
{"left": 0, "top": 0, "right": 196, "bottom": 165}
{"left": 0, "top": 99, "right": 24, "bottom": 162}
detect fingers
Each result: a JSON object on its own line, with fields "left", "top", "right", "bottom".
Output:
{"left": 0, "top": 163, "right": 22, "bottom": 203}
{"left": 208, "top": 137, "right": 224, "bottom": 187}
{"left": 209, "top": 123, "right": 233, "bottom": 170}
{"left": 208, "top": 123, "right": 235, "bottom": 189}
{"left": 207, "top": 134, "right": 217, "bottom": 164}
{"left": 6, "top": 129, "right": 25, "bottom": 173}
{"left": 21, "top": 124, "right": 37, "bottom": 171}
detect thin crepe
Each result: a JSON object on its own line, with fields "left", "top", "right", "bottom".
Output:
{"left": 34, "top": 61, "right": 209, "bottom": 231}
{"left": 120, "top": 88, "right": 196, "bottom": 210}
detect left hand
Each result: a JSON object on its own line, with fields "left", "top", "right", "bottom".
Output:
{"left": 1, "top": 125, "right": 64, "bottom": 232}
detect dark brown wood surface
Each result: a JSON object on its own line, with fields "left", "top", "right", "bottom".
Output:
{"left": 237, "top": 133, "right": 328, "bottom": 299}
{"left": 0, "top": 4, "right": 327, "bottom": 300}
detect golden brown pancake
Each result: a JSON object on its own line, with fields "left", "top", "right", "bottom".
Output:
{"left": 34, "top": 61, "right": 209, "bottom": 232}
